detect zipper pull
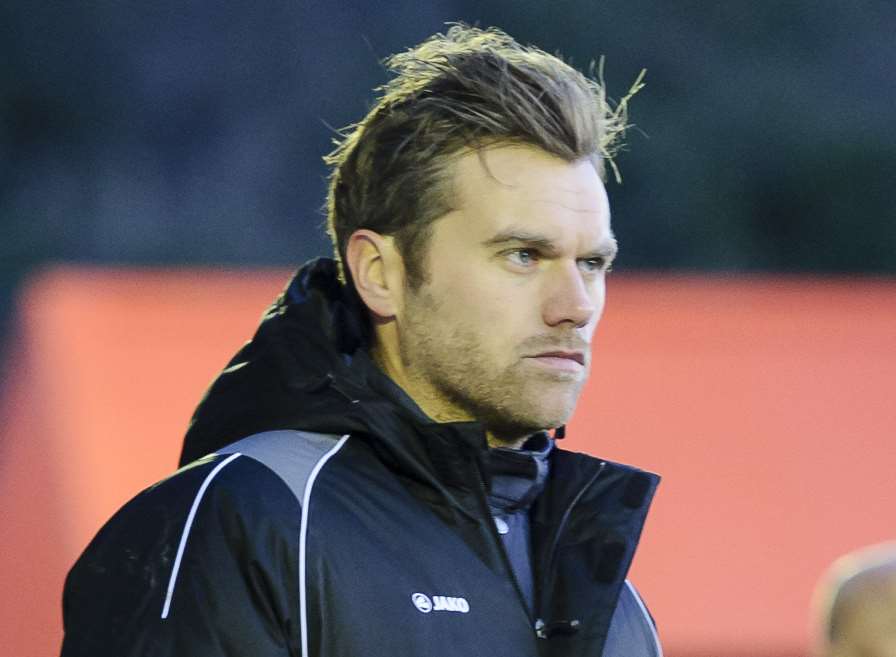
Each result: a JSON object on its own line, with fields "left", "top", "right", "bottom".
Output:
{"left": 534, "top": 618, "right": 581, "bottom": 639}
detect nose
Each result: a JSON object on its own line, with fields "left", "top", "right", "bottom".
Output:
{"left": 541, "top": 261, "right": 601, "bottom": 329}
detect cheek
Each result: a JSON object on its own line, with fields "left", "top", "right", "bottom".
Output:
{"left": 470, "top": 279, "right": 536, "bottom": 331}
{"left": 436, "top": 263, "right": 520, "bottom": 317}
{"left": 433, "top": 275, "right": 532, "bottom": 355}
{"left": 587, "top": 280, "right": 608, "bottom": 328}
{"left": 870, "top": 635, "right": 896, "bottom": 657}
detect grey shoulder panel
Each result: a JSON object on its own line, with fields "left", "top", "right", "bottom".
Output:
{"left": 603, "top": 580, "right": 663, "bottom": 657}
{"left": 217, "top": 430, "right": 347, "bottom": 502}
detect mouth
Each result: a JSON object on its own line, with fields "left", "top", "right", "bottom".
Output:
{"left": 525, "top": 350, "right": 587, "bottom": 372}
{"left": 533, "top": 351, "right": 585, "bottom": 365}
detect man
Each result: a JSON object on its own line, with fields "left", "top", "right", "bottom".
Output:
{"left": 61, "top": 25, "right": 661, "bottom": 656}
{"left": 813, "top": 543, "right": 896, "bottom": 657}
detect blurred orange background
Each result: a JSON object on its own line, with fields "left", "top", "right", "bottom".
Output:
{"left": 2, "top": 268, "right": 894, "bottom": 657}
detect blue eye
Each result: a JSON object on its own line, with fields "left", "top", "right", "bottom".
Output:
{"left": 578, "top": 257, "right": 612, "bottom": 274}
{"left": 507, "top": 249, "right": 538, "bottom": 266}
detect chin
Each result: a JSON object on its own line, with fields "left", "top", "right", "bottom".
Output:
{"left": 507, "top": 403, "right": 577, "bottom": 436}
{"left": 528, "top": 392, "right": 580, "bottom": 424}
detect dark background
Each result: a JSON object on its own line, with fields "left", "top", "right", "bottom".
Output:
{"left": 3, "top": 1, "right": 895, "bottom": 342}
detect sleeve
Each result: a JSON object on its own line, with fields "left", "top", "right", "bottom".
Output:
{"left": 61, "top": 455, "right": 303, "bottom": 657}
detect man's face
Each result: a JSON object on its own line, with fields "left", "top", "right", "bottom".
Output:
{"left": 395, "top": 143, "right": 615, "bottom": 443}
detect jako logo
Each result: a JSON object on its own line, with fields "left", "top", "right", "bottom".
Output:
{"left": 411, "top": 593, "right": 470, "bottom": 614}
{"left": 411, "top": 593, "right": 433, "bottom": 613}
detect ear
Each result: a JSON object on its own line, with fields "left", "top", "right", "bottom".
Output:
{"left": 344, "top": 229, "right": 405, "bottom": 320}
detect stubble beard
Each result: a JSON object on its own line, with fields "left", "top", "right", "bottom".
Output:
{"left": 400, "top": 287, "right": 585, "bottom": 442}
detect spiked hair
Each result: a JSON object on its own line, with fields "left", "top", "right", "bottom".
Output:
{"left": 325, "top": 24, "right": 641, "bottom": 286}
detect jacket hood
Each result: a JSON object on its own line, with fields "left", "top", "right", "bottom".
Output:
{"left": 180, "top": 259, "right": 491, "bottom": 504}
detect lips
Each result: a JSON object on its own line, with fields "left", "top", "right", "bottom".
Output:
{"left": 523, "top": 349, "right": 587, "bottom": 374}
{"left": 532, "top": 350, "right": 585, "bottom": 365}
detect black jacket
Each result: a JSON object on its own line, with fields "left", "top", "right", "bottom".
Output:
{"left": 61, "top": 259, "right": 661, "bottom": 657}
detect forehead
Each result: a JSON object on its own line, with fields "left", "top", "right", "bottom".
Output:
{"left": 445, "top": 144, "right": 611, "bottom": 244}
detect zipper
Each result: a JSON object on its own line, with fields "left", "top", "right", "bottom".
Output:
{"left": 534, "top": 461, "right": 607, "bottom": 637}
{"left": 471, "top": 453, "right": 534, "bottom": 622}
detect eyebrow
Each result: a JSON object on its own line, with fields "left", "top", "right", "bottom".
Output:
{"left": 482, "top": 229, "right": 619, "bottom": 260}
